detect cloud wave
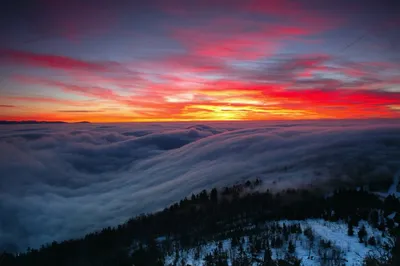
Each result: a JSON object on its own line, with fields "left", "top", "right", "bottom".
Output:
{"left": 0, "top": 120, "right": 399, "bottom": 252}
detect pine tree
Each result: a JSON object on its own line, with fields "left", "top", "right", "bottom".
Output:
{"left": 218, "top": 241, "right": 223, "bottom": 251}
{"left": 179, "top": 257, "right": 186, "bottom": 266}
{"left": 370, "top": 210, "right": 379, "bottom": 228}
{"left": 392, "top": 236, "right": 400, "bottom": 266}
{"left": 194, "top": 245, "right": 201, "bottom": 260}
{"left": 347, "top": 222, "right": 354, "bottom": 236}
{"left": 368, "top": 236, "right": 376, "bottom": 246}
{"left": 263, "top": 246, "right": 273, "bottom": 266}
{"left": 231, "top": 236, "right": 238, "bottom": 247}
{"left": 210, "top": 188, "right": 218, "bottom": 203}
{"left": 288, "top": 240, "right": 295, "bottom": 254}
{"left": 358, "top": 225, "right": 367, "bottom": 243}
{"left": 204, "top": 254, "right": 214, "bottom": 266}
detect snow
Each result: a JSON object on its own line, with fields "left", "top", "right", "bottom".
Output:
{"left": 156, "top": 236, "right": 167, "bottom": 242}
{"left": 388, "top": 170, "right": 399, "bottom": 196}
{"left": 164, "top": 239, "right": 233, "bottom": 266}
{"left": 302, "top": 220, "right": 382, "bottom": 266}
{"left": 388, "top": 212, "right": 396, "bottom": 220}
{"left": 279, "top": 219, "right": 393, "bottom": 265}
{"left": 164, "top": 219, "right": 392, "bottom": 266}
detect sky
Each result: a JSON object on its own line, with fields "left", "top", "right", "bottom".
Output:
{"left": 0, "top": 0, "right": 399, "bottom": 122}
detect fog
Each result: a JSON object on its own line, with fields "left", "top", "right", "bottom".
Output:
{"left": 1, "top": 120, "right": 400, "bottom": 252}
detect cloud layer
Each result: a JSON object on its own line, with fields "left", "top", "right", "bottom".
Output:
{"left": 0, "top": 120, "right": 400, "bottom": 252}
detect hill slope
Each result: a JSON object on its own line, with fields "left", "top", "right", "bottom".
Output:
{"left": 1, "top": 179, "right": 399, "bottom": 266}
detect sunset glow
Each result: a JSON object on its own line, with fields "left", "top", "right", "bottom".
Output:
{"left": 0, "top": 0, "right": 399, "bottom": 122}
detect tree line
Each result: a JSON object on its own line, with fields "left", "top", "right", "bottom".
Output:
{"left": 1, "top": 179, "right": 399, "bottom": 266}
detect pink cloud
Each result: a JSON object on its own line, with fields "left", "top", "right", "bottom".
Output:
{"left": 0, "top": 49, "right": 115, "bottom": 72}
{"left": 171, "top": 22, "right": 317, "bottom": 60}
{"left": 2, "top": 96, "right": 87, "bottom": 106}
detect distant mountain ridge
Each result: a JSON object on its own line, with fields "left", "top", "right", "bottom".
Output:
{"left": 0, "top": 120, "right": 90, "bottom": 125}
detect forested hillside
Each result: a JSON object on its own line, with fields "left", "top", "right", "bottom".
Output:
{"left": 1, "top": 179, "right": 399, "bottom": 266}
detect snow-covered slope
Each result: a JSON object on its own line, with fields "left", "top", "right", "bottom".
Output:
{"left": 282, "top": 220, "right": 390, "bottom": 266}
{"left": 164, "top": 219, "right": 393, "bottom": 266}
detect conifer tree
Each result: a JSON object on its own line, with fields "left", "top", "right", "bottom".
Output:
{"left": 288, "top": 240, "right": 295, "bottom": 254}
{"left": 263, "top": 246, "right": 273, "bottom": 266}
{"left": 358, "top": 225, "right": 367, "bottom": 243}
{"left": 348, "top": 222, "right": 354, "bottom": 236}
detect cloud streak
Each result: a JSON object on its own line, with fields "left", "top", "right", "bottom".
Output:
{"left": 0, "top": 49, "right": 117, "bottom": 72}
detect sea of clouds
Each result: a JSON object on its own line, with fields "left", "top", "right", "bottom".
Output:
{"left": 0, "top": 120, "right": 400, "bottom": 252}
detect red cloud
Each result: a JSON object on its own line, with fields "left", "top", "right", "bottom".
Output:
{"left": 0, "top": 49, "right": 124, "bottom": 72}
{"left": 172, "top": 22, "right": 317, "bottom": 60}
{"left": 0, "top": 49, "right": 113, "bottom": 72}
{"left": 13, "top": 76, "right": 124, "bottom": 102}
{"left": 264, "top": 88, "right": 400, "bottom": 106}
{"left": 6, "top": 50, "right": 400, "bottom": 122}
{"left": 141, "top": 53, "right": 227, "bottom": 73}
{"left": 2, "top": 96, "right": 90, "bottom": 106}
{"left": 281, "top": 55, "right": 332, "bottom": 70}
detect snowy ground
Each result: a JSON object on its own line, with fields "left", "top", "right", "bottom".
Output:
{"left": 279, "top": 219, "right": 390, "bottom": 266}
{"left": 164, "top": 219, "right": 393, "bottom": 266}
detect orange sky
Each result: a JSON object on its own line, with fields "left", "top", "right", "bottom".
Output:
{"left": 0, "top": 0, "right": 399, "bottom": 122}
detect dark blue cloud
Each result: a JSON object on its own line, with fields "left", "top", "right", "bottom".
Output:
{"left": 0, "top": 120, "right": 399, "bottom": 252}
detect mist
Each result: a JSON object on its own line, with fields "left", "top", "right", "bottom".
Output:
{"left": 0, "top": 120, "right": 400, "bottom": 252}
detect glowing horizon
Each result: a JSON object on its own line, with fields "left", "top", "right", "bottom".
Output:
{"left": 0, "top": 0, "right": 399, "bottom": 122}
